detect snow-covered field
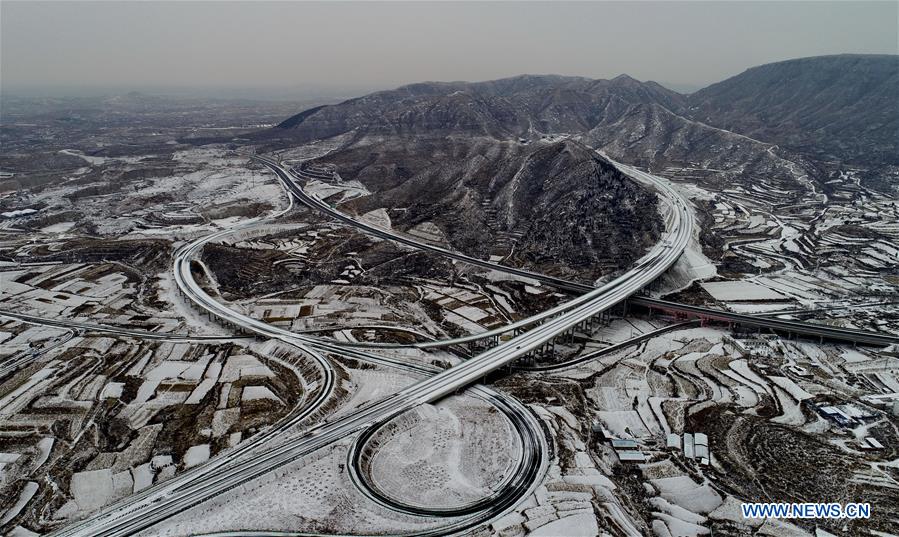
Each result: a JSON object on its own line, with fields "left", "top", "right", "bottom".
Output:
{"left": 0, "top": 334, "right": 310, "bottom": 530}
{"left": 700, "top": 280, "right": 786, "bottom": 301}
{"left": 365, "top": 395, "right": 520, "bottom": 509}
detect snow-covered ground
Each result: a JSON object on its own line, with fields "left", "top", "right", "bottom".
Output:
{"left": 365, "top": 395, "right": 520, "bottom": 509}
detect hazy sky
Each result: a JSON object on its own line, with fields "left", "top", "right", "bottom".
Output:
{"left": 2, "top": 1, "right": 897, "bottom": 97}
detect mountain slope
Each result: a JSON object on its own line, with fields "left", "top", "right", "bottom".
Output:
{"left": 259, "top": 55, "right": 898, "bottom": 279}
{"left": 689, "top": 54, "right": 899, "bottom": 164}
{"left": 269, "top": 55, "right": 898, "bottom": 170}
{"left": 326, "top": 138, "right": 662, "bottom": 281}
{"left": 271, "top": 74, "right": 687, "bottom": 143}
{"left": 263, "top": 70, "right": 808, "bottom": 191}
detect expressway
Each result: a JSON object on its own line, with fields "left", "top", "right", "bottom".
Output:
{"left": 52, "top": 156, "right": 692, "bottom": 537}
{"left": 629, "top": 297, "right": 899, "bottom": 347}
{"left": 60, "top": 151, "right": 896, "bottom": 536}
{"left": 49, "top": 149, "right": 896, "bottom": 537}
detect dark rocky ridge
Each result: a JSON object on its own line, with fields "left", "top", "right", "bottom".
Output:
{"left": 271, "top": 73, "right": 688, "bottom": 143}
{"left": 330, "top": 138, "right": 662, "bottom": 281}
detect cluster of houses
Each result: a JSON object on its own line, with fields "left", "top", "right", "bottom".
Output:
{"left": 667, "top": 432, "right": 710, "bottom": 465}
{"left": 610, "top": 438, "right": 647, "bottom": 463}
{"left": 808, "top": 400, "right": 887, "bottom": 451}
{"left": 592, "top": 421, "right": 712, "bottom": 466}
{"left": 808, "top": 400, "right": 879, "bottom": 427}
